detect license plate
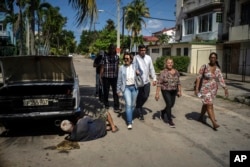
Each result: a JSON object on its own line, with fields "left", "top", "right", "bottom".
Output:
{"left": 23, "top": 99, "right": 49, "bottom": 106}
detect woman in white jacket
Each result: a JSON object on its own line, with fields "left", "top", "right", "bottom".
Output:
{"left": 117, "top": 52, "right": 141, "bottom": 129}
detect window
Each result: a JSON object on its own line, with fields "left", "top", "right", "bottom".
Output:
{"left": 176, "top": 48, "right": 181, "bottom": 56}
{"left": 184, "top": 48, "right": 189, "bottom": 56}
{"left": 198, "top": 13, "right": 212, "bottom": 33}
{"left": 216, "top": 13, "right": 223, "bottom": 23}
{"left": 241, "top": 2, "right": 250, "bottom": 25}
{"left": 184, "top": 18, "right": 194, "bottom": 35}
{"left": 152, "top": 48, "right": 159, "bottom": 53}
{"left": 229, "top": 0, "right": 235, "bottom": 14}
{"left": 162, "top": 48, "right": 171, "bottom": 56}
{"left": 0, "top": 24, "right": 3, "bottom": 31}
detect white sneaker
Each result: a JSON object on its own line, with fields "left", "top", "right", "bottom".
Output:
{"left": 127, "top": 124, "right": 132, "bottom": 129}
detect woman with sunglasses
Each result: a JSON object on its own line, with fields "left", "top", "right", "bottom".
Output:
{"left": 117, "top": 52, "right": 140, "bottom": 129}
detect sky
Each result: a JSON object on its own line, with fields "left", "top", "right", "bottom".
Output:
{"left": 43, "top": 0, "right": 176, "bottom": 44}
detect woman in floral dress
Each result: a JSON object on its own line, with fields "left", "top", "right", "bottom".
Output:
{"left": 195, "top": 52, "right": 229, "bottom": 130}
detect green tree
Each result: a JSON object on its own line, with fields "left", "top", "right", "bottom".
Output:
{"left": 77, "top": 30, "right": 96, "bottom": 54}
{"left": 157, "top": 34, "right": 170, "bottom": 45}
{"left": 77, "top": 19, "right": 117, "bottom": 54}
{"left": 36, "top": 2, "right": 52, "bottom": 54}
{"left": 124, "top": 0, "right": 149, "bottom": 51}
{"left": 68, "top": 0, "right": 97, "bottom": 27}
{"left": 93, "top": 19, "right": 116, "bottom": 50}
{"left": 41, "top": 6, "right": 67, "bottom": 55}
{"left": 2, "top": 0, "right": 17, "bottom": 44}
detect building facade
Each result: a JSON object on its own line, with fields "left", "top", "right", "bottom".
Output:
{"left": 145, "top": 27, "right": 176, "bottom": 62}
{"left": 174, "top": 0, "right": 250, "bottom": 81}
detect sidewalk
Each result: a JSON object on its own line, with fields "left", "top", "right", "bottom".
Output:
{"left": 180, "top": 72, "right": 250, "bottom": 106}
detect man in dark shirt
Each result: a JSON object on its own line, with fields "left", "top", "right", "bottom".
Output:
{"left": 60, "top": 111, "right": 119, "bottom": 142}
{"left": 100, "top": 44, "right": 120, "bottom": 112}
{"left": 93, "top": 50, "right": 104, "bottom": 100}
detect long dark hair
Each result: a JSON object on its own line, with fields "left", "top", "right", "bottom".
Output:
{"left": 209, "top": 52, "right": 220, "bottom": 68}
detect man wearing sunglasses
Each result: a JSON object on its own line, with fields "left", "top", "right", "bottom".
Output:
{"left": 133, "top": 44, "right": 157, "bottom": 120}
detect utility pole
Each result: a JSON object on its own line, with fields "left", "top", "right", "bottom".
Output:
{"left": 117, "top": 0, "right": 120, "bottom": 55}
{"left": 122, "top": 7, "right": 125, "bottom": 49}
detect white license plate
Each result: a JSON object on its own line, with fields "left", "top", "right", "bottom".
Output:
{"left": 23, "top": 99, "right": 49, "bottom": 106}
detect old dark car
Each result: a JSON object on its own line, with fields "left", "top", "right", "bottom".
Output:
{"left": 0, "top": 56, "right": 83, "bottom": 129}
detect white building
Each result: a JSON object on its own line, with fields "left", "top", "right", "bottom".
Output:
{"left": 174, "top": 0, "right": 250, "bottom": 78}
{"left": 174, "top": 0, "right": 224, "bottom": 74}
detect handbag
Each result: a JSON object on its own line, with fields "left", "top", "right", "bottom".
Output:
{"left": 135, "top": 74, "right": 144, "bottom": 87}
{"left": 134, "top": 57, "right": 144, "bottom": 87}
{"left": 194, "top": 64, "right": 206, "bottom": 91}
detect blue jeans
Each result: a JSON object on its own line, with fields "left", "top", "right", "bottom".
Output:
{"left": 123, "top": 85, "right": 138, "bottom": 124}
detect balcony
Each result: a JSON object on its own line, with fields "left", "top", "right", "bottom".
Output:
{"left": 183, "top": 0, "right": 223, "bottom": 14}
{"left": 229, "top": 25, "right": 250, "bottom": 41}
{"left": 0, "top": 30, "right": 8, "bottom": 37}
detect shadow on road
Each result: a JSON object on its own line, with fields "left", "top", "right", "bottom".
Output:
{"left": 185, "top": 111, "right": 216, "bottom": 130}
{"left": 0, "top": 119, "right": 64, "bottom": 137}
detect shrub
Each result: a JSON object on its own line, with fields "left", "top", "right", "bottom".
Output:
{"left": 154, "top": 56, "right": 190, "bottom": 73}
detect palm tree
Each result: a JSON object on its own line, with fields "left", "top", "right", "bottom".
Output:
{"left": 124, "top": 0, "right": 150, "bottom": 51}
{"left": 36, "top": 2, "right": 52, "bottom": 55}
{"left": 157, "top": 34, "right": 170, "bottom": 45}
{"left": 1, "top": 0, "right": 16, "bottom": 44}
{"left": 16, "top": 0, "right": 26, "bottom": 55}
{"left": 40, "top": 6, "right": 66, "bottom": 55}
{"left": 68, "top": 0, "right": 97, "bottom": 27}
{"left": 22, "top": 0, "right": 42, "bottom": 55}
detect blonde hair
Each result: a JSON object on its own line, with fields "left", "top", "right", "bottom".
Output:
{"left": 164, "top": 57, "right": 174, "bottom": 68}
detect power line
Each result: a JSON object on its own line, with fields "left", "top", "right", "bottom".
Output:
{"left": 143, "top": 16, "right": 175, "bottom": 22}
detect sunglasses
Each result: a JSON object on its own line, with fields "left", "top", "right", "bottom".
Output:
{"left": 124, "top": 58, "right": 130, "bottom": 61}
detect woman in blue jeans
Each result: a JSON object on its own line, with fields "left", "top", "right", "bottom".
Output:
{"left": 117, "top": 52, "right": 140, "bottom": 129}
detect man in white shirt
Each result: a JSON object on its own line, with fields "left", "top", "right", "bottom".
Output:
{"left": 133, "top": 44, "right": 157, "bottom": 120}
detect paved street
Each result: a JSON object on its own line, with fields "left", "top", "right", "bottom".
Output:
{"left": 0, "top": 56, "right": 249, "bottom": 167}
{"left": 74, "top": 56, "right": 250, "bottom": 167}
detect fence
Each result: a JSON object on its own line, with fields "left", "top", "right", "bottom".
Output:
{"left": 197, "top": 48, "right": 250, "bottom": 83}
{"left": 0, "top": 46, "right": 16, "bottom": 56}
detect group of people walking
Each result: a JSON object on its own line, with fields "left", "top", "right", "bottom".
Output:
{"left": 60, "top": 44, "right": 229, "bottom": 142}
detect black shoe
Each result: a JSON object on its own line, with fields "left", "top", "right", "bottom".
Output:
{"left": 139, "top": 114, "right": 144, "bottom": 120}
{"left": 114, "top": 107, "right": 122, "bottom": 113}
{"left": 114, "top": 108, "right": 122, "bottom": 113}
{"left": 168, "top": 121, "right": 175, "bottom": 128}
{"left": 160, "top": 111, "right": 164, "bottom": 120}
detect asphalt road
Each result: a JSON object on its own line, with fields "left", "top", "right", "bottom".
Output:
{"left": 0, "top": 56, "right": 249, "bottom": 167}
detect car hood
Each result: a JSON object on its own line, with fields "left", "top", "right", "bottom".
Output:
{"left": 0, "top": 56, "right": 75, "bottom": 84}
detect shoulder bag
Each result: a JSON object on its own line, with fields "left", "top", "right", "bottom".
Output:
{"left": 194, "top": 64, "right": 206, "bottom": 91}
{"left": 134, "top": 57, "right": 144, "bottom": 87}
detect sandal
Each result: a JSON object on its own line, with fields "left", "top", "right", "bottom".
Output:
{"left": 106, "top": 126, "right": 111, "bottom": 131}
{"left": 111, "top": 126, "right": 119, "bottom": 133}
